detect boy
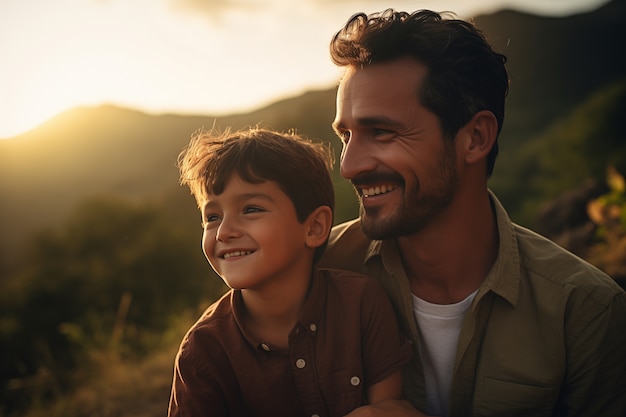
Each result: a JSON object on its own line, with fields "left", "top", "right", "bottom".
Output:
{"left": 168, "top": 128, "right": 413, "bottom": 417}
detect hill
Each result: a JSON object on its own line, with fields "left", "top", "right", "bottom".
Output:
{"left": 1, "top": 0, "right": 625, "bottom": 269}
{"left": 0, "top": 89, "right": 348, "bottom": 266}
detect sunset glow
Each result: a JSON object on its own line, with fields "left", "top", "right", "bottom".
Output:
{"left": 0, "top": 0, "right": 610, "bottom": 139}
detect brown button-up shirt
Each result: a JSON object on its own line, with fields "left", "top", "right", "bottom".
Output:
{"left": 168, "top": 268, "right": 412, "bottom": 417}
{"left": 319, "top": 191, "right": 626, "bottom": 416}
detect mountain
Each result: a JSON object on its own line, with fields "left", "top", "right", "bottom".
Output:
{"left": 1, "top": 0, "right": 625, "bottom": 269}
{"left": 474, "top": 0, "right": 626, "bottom": 146}
{"left": 0, "top": 90, "right": 344, "bottom": 265}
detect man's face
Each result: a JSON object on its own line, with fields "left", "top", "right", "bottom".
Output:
{"left": 332, "top": 56, "right": 458, "bottom": 240}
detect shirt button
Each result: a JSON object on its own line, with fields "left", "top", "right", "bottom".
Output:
{"left": 309, "top": 323, "right": 317, "bottom": 332}
{"left": 260, "top": 343, "right": 270, "bottom": 351}
{"left": 350, "top": 376, "right": 361, "bottom": 386}
{"left": 296, "top": 359, "right": 306, "bottom": 369}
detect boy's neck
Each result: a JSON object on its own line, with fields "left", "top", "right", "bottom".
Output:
{"left": 240, "top": 270, "right": 313, "bottom": 349}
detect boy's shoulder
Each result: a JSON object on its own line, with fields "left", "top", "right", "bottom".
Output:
{"left": 178, "top": 291, "right": 236, "bottom": 355}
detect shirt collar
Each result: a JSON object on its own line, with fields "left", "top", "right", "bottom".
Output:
{"left": 362, "top": 190, "right": 520, "bottom": 306}
{"left": 480, "top": 190, "right": 520, "bottom": 306}
{"left": 230, "top": 269, "right": 327, "bottom": 353}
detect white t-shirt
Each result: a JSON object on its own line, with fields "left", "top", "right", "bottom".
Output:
{"left": 412, "top": 290, "right": 478, "bottom": 416}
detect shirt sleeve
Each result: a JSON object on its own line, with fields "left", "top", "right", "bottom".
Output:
{"left": 359, "top": 277, "right": 413, "bottom": 387}
{"left": 168, "top": 333, "right": 228, "bottom": 417}
{"left": 560, "top": 290, "right": 626, "bottom": 416}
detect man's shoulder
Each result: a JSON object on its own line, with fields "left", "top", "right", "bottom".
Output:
{"left": 514, "top": 223, "right": 624, "bottom": 298}
{"left": 317, "top": 268, "right": 394, "bottom": 323}
{"left": 320, "top": 267, "right": 380, "bottom": 292}
{"left": 320, "top": 219, "right": 372, "bottom": 271}
{"left": 328, "top": 218, "right": 365, "bottom": 245}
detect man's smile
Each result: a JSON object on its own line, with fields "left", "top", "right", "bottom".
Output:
{"left": 360, "top": 184, "right": 399, "bottom": 198}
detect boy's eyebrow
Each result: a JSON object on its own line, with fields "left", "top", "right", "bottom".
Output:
{"left": 202, "top": 192, "right": 275, "bottom": 210}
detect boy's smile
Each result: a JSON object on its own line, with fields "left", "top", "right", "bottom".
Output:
{"left": 220, "top": 250, "right": 254, "bottom": 260}
{"left": 201, "top": 174, "right": 313, "bottom": 292}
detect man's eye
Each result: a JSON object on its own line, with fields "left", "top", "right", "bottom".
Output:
{"left": 373, "top": 128, "right": 395, "bottom": 141}
{"left": 244, "top": 206, "right": 264, "bottom": 214}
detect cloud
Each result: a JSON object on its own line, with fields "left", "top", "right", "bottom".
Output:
{"left": 169, "top": 0, "right": 266, "bottom": 20}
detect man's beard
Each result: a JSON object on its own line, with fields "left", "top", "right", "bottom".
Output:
{"left": 358, "top": 145, "right": 458, "bottom": 240}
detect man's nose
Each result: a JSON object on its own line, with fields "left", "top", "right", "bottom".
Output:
{"left": 339, "top": 135, "right": 377, "bottom": 180}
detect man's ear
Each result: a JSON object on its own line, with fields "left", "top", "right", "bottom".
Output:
{"left": 305, "top": 206, "right": 332, "bottom": 249}
{"left": 464, "top": 110, "right": 498, "bottom": 165}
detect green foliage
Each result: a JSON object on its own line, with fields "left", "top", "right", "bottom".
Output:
{"left": 588, "top": 167, "right": 626, "bottom": 242}
{"left": 0, "top": 196, "right": 225, "bottom": 414}
{"left": 490, "top": 76, "right": 626, "bottom": 226}
{"left": 586, "top": 167, "right": 626, "bottom": 284}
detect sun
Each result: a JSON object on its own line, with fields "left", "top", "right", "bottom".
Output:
{"left": 0, "top": 3, "right": 102, "bottom": 139}
{"left": 1, "top": 71, "right": 77, "bottom": 139}
{"left": 0, "top": 52, "right": 117, "bottom": 139}
{"left": 0, "top": 0, "right": 151, "bottom": 140}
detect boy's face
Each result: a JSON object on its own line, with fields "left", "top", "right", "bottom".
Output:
{"left": 201, "top": 174, "right": 313, "bottom": 291}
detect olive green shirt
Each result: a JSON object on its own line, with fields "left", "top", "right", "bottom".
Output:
{"left": 319, "top": 192, "right": 626, "bottom": 416}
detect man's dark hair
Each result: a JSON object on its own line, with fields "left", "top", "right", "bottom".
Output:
{"left": 330, "top": 9, "right": 509, "bottom": 176}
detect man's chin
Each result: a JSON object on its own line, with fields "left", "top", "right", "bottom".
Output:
{"left": 360, "top": 214, "right": 395, "bottom": 241}
{"left": 359, "top": 207, "right": 422, "bottom": 240}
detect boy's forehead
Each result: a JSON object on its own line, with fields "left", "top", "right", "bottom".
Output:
{"left": 202, "top": 174, "right": 285, "bottom": 204}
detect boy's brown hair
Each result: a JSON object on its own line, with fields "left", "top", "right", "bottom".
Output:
{"left": 178, "top": 127, "right": 335, "bottom": 260}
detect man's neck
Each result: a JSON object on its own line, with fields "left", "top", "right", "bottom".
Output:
{"left": 397, "top": 190, "right": 498, "bottom": 304}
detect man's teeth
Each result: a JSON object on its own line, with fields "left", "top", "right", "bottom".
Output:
{"left": 223, "top": 251, "right": 252, "bottom": 259}
{"left": 362, "top": 184, "right": 397, "bottom": 197}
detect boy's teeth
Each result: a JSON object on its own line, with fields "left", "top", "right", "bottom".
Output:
{"left": 224, "top": 250, "right": 252, "bottom": 259}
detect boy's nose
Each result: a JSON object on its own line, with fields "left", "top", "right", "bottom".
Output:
{"left": 216, "top": 218, "right": 241, "bottom": 242}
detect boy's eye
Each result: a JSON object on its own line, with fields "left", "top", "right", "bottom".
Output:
{"left": 202, "top": 214, "right": 221, "bottom": 227}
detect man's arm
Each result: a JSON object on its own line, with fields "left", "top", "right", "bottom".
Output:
{"left": 560, "top": 291, "right": 626, "bottom": 416}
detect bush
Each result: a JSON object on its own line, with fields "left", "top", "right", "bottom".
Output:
{"left": 0, "top": 196, "right": 226, "bottom": 414}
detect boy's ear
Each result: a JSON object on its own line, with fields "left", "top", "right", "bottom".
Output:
{"left": 305, "top": 206, "right": 332, "bottom": 249}
{"left": 463, "top": 110, "right": 498, "bottom": 165}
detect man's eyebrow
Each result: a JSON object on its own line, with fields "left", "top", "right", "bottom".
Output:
{"left": 333, "top": 116, "right": 403, "bottom": 132}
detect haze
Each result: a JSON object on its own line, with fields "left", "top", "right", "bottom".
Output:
{"left": 0, "top": 0, "right": 610, "bottom": 139}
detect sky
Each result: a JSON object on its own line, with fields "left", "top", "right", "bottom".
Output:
{"left": 0, "top": 0, "right": 611, "bottom": 139}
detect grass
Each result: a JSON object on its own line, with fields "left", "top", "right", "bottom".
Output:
{"left": 13, "top": 308, "right": 201, "bottom": 417}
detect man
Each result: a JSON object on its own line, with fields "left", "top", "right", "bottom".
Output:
{"left": 320, "top": 9, "right": 626, "bottom": 416}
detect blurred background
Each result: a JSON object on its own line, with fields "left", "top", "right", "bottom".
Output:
{"left": 1, "top": 0, "right": 625, "bottom": 415}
